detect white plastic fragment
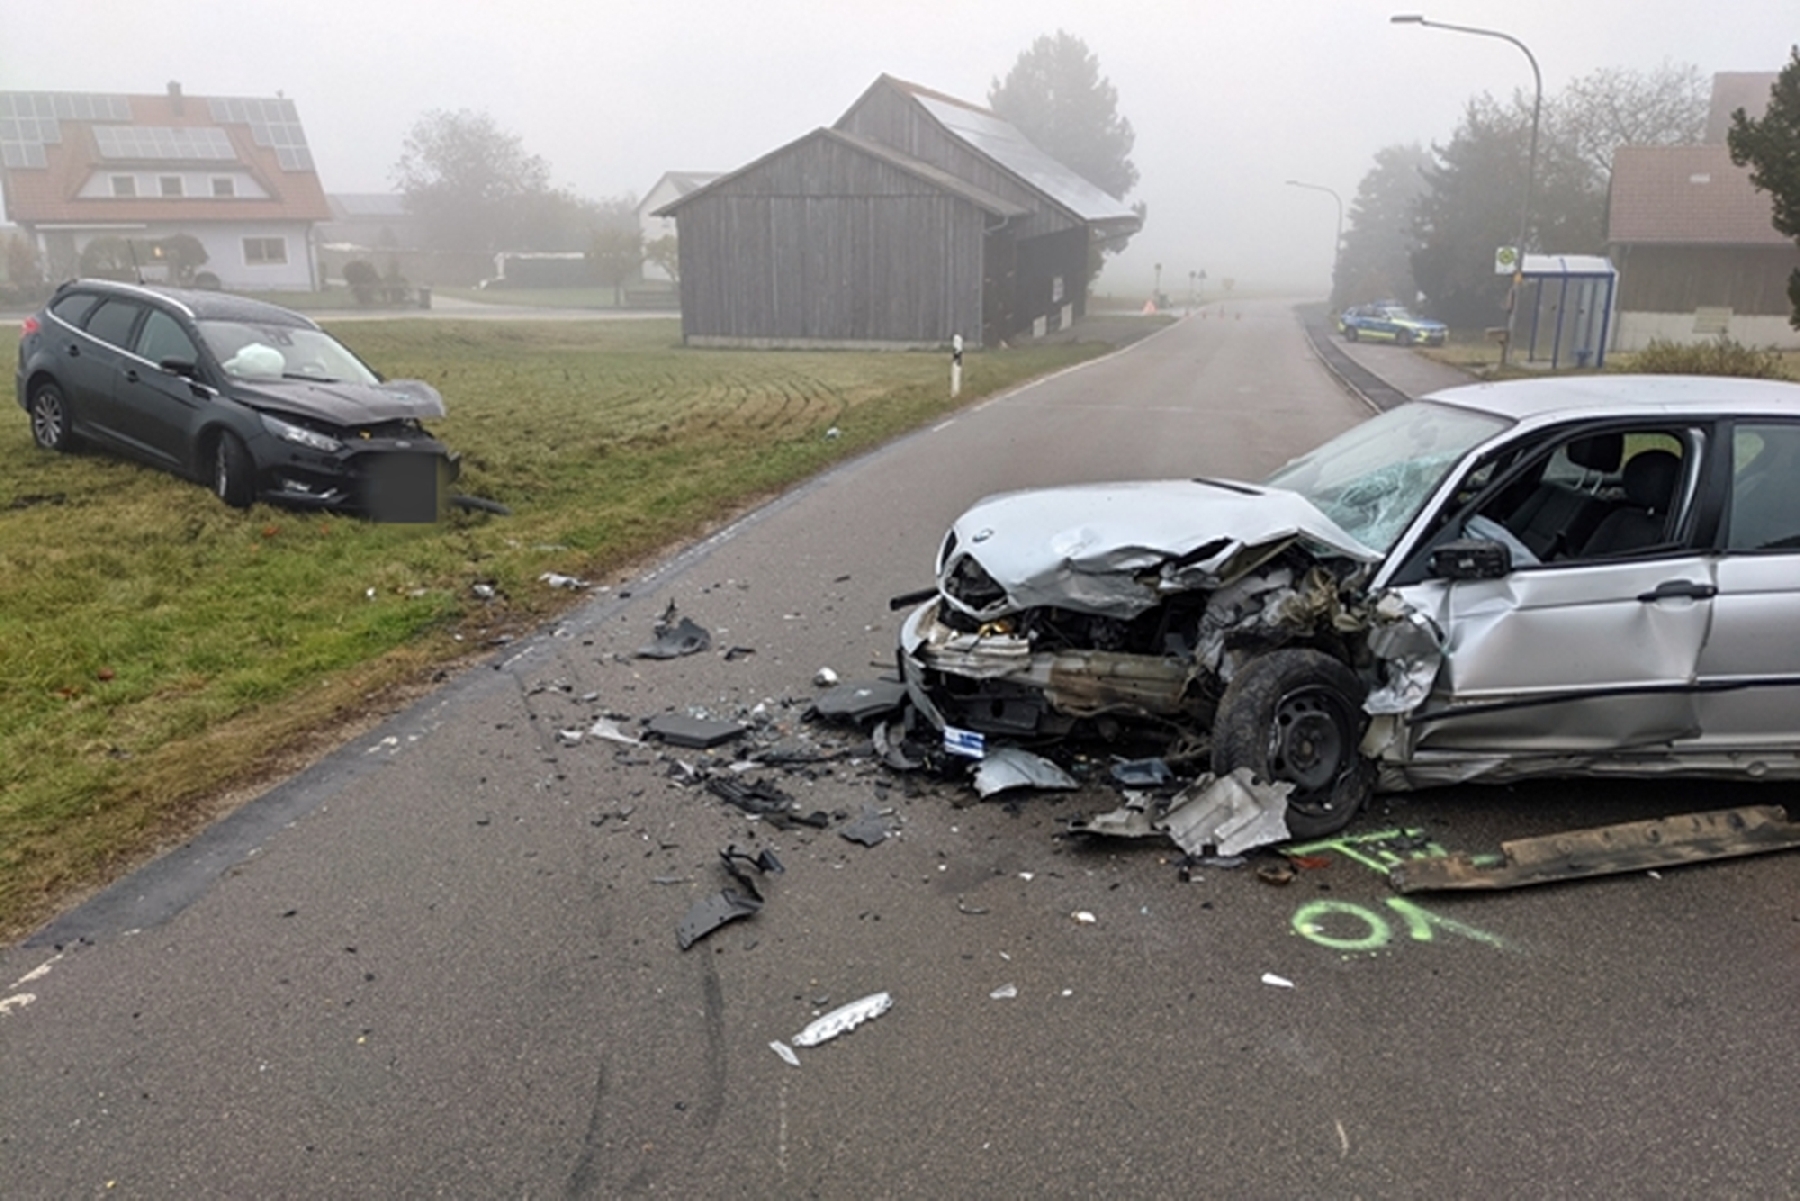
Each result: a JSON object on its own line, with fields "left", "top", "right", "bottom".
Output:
{"left": 989, "top": 984, "right": 1018, "bottom": 1000}
{"left": 770, "top": 1040, "right": 800, "bottom": 1067}
{"left": 557, "top": 728, "right": 584, "bottom": 746}
{"left": 1071, "top": 911, "right": 1097, "bottom": 924}
{"left": 1261, "top": 973, "right": 1295, "bottom": 989}
{"left": 539, "top": 572, "right": 591, "bottom": 590}
{"left": 813, "top": 667, "right": 840, "bottom": 686}
{"left": 791, "top": 991, "right": 893, "bottom": 1048}
{"left": 588, "top": 717, "right": 642, "bottom": 746}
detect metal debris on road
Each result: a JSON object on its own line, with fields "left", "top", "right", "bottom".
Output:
{"left": 972, "top": 747, "right": 1079, "bottom": 798}
{"left": 839, "top": 809, "right": 896, "bottom": 847}
{"left": 791, "top": 992, "right": 893, "bottom": 1048}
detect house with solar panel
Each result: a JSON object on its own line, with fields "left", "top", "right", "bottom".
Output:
{"left": 654, "top": 76, "right": 1142, "bottom": 348}
{"left": 0, "top": 83, "right": 329, "bottom": 290}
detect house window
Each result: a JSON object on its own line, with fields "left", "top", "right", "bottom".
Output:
{"left": 160, "top": 176, "right": 183, "bottom": 198}
{"left": 243, "top": 236, "right": 287, "bottom": 265}
{"left": 111, "top": 175, "right": 137, "bottom": 198}
{"left": 212, "top": 177, "right": 236, "bottom": 198}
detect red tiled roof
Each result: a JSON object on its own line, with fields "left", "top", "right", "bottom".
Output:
{"left": 0, "top": 89, "right": 330, "bottom": 225}
{"left": 1608, "top": 145, "right": 1788, "bottom": 246}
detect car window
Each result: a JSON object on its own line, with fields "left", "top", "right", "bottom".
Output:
{"left": 197, "top": 319, "right": 381, "bottom": 385}
{"left": 49, "top": 291, "right": 101, "bottom": 327}
{"left": 1468, "top": 426, "right": 1700, "bottom": 564}
{"left": 83, "top": 299, "right": 146, "bottom": 350}
{"left": 135, "top": 310, "right": 198, "bottom": 366}
{"left": 1726, "top": 423, "right": 1800, "bottom": 552}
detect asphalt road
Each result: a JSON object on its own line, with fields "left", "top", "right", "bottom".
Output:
{"left": 4, "top": 301, "right": 1797, "bottom": 1198}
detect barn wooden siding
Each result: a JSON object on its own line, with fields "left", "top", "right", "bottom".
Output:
{"left": 1613, "top": 245, "right": 1800, "bottom": 315}
{"left": 673, "top": 134, "right": 989, "bottom": 346}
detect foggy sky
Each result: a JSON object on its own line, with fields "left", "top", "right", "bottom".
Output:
{"left": 0, "top": 0, "right": 1788, "bottom": 294}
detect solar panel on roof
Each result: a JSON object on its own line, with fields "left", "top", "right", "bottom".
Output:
{"left": 208, "top": 96, "right": 312, "bottom": 171}
{"left": 0, "top": 91, "right": 129, "bottom": 169}
{"left": 93, "top": 124, "right": 235, "bottom": 161}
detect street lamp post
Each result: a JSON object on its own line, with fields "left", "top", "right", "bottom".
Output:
{"left": 1284, "top": 179, "right": 1344, "bottom": 305}
{"left": 1391, "top": 13, "right": 1541, "bottom": 367}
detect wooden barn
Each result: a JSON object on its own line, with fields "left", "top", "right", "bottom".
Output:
{"left": 655, "top": 75, "right": 1141, "bottom": 348}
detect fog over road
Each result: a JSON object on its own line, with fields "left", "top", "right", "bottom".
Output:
{"left": 3, "top": 301, "right": 1795, "bottom": 1197}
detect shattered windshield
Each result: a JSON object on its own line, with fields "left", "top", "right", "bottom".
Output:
{"left": 198, "top": 320, "right": 380, "bottom": 385}
{"left": 1263, "top": 401, "right": 1507, "bottom": 552}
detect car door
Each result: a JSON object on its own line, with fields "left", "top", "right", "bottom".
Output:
{"left": 1692, "top": 420, "right": 1800, "bottom": 746}
{"left": 63, "top": 296, "right": 148, "bottom": 447}
{"left": 112, "top": 306, "right": 214, "bottom": 472}
{"left": 1397, "top": 422, "right": 1716, "bottom": 754}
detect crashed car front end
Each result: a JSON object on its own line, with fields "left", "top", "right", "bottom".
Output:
{"left": 236, "top": 380, "right": 460, "bottom": 521}
{"left": 897, "top": 478, "right": 1385, "bottom": 747}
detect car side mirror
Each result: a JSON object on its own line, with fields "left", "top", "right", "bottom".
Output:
{"left": 1429, "top": 538, "right": 1512, "bottom": 581}
{"left": 160, "top": 358, "right": 201, "bottom": 380}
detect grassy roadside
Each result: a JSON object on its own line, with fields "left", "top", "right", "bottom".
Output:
{"left": 0, "top": 317, "right": 1115, "bottom": 940}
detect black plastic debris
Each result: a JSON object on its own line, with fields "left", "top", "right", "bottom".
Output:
{"left": 677, "top": 890, "right": 762, "bottom": 950}
{"left": 646, "top": 713, "right": 745, "bottom": 749}
{"left": 706, "top": 775, "right": 795, "bottom": 816}
{"left": 637, "top": 603, "right": 713, "bottom": 659}
{"left": 678, "top": 846, "right": 784, "bottom": 950}
{"left": 840, "top": 809, "right": 896, "bottom": 847}
{"left": 809, "top": 679, "right": 909, "bottom": 725}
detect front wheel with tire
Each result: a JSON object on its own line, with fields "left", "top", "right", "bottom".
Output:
{"left": 1211, "top": 648, "right": 1373, "bottom": 839}
{"left": 28, "top": 380, "right": 77, "bottom": 452}
{"left": 1344, "top": 325, "right": 1359, "bottom": 342}
{"left": 212, "top": 431, "right": 256, "bottom": 508}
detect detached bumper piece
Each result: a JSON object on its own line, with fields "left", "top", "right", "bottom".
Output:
{"left": 268, "top": 448, "right": 457, "bottom": 522}
{"left": 1389, "top": 804, "right": 1800, "bottom": 892}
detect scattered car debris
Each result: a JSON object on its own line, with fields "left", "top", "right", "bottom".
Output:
{"left": 1071, "top": 767, "right": 1291, "bottom": 856}
{"left": 810, "top": 679, "right": 909, "bottom": 725}
{"left": 989, "top": 984, "right": 1018, "bottom": 1000}
{"left": 770, "top": 1040, "right": 801, "bottom": 1067}
{"left": 1071, "top": 910, "right": 1097, "bottom": 924}
{"left": 1110, "top": 758, "right": 1176, "bottom": 789}
{"left": 676, "top": 846, "right": 784, "bottom": 950}
{"left": 1261, "top": 973, "right": 1296, "bottom": 989}
{"left": 1388, "top": 804, "right": 1800, "bottom": 893}
{"left": 839, "top": 808, "right": 896, "bottom": 847}
{"left": 588, "top": 717, "right": 642, "bottom": 746}
{"left": 646, "top": 713, "right": 745, "bottom": 749}
{"left": 791, "top": 991, "right": 893, "bottom": 1048}
{"left": 539, "top": 572, "right": 591, "bottom": 590}
{"left": 1256, "top": 862, "right": 1296, "bottom": 886}
{"left": 637, "top": 603, "right": 713, "bottom": 659}
{"left": 813, "top": 667, "right": 840, "bottom": 687}
{"left": 973, "top": 747, "right": 1079, "bottom": 798}
{"left": 676, "top": 889, "right": 762, "bottom": 950}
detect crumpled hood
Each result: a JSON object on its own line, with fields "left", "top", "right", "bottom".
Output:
{"left": 233, "top": 378, "right": 446, "bottom": 427}
{"left": 941, "top": 478, "right": 1377, "bottom": 620}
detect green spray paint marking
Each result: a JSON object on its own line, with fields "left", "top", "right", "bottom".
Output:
{"left": 1285, "top": 828, "right": 1447, "bottom": 876}
{"left": 1285, "top": 829, "right": 1506, "bottom": 953}
{"left": 1292, "top": 897, "right": 1507, "bottom": 952}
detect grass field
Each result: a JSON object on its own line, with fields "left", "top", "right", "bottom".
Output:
{"left": 0, "top": 317, "right": 1113, "bottom": 939}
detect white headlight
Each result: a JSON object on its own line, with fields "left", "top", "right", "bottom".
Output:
{"left": 261, "top": 414, "right": 342, "bottom": 453}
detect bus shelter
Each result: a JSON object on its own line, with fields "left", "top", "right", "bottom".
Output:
{"left": 1520, "top": 254, "right": 1617, "bottom": 369}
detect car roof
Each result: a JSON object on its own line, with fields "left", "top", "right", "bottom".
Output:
{"left": 52, "top": 278, "right": 318, "bottom": 329}
{"left": 1421, "top": 374, "right": 1800, "bottom": 424}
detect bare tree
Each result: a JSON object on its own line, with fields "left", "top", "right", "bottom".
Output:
{"left": 1548, "top": 62, "right": 1708, "bottom": 183}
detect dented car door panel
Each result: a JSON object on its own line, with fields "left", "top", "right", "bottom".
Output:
{"left": 1398, "top": 555, "right": 1716, "bottom": 752}
{"left": 1693, "top": 554, "right": 1800, "bottom": 745}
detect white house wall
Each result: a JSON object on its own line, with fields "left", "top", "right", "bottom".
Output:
{"left": 49, "top": 220, "right": 316, "bottom": 290}
{"left": 1614, "top": 310, "right": 1800, "bottom": 352}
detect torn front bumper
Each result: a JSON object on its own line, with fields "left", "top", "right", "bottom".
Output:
{"left": 255, "top": 434, "right": 460, "bottom": 521}
{"left": 897, "top": 599, "right": 1196, "bottom": 738}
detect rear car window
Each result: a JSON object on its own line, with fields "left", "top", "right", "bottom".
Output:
{"left": 49, "top": 291, "right": 102, "bottom": 327}
{"left": 83, "top": 299, "right": 145, "bottom": 350}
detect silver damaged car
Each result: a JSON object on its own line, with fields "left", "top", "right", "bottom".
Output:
{"left": 898, "top": 375, "right": 1800, "bottom": 836}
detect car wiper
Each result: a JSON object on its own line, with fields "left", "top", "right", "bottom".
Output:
{"left": 1190, "top": 476, "right": 1260, "bottom": 495}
